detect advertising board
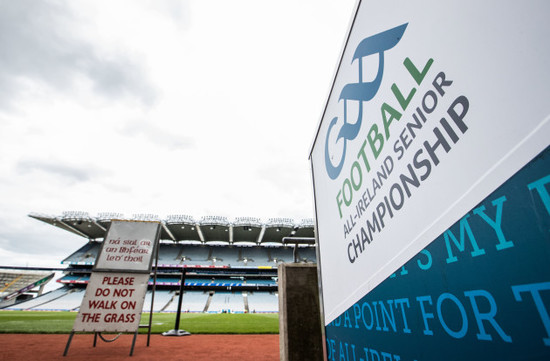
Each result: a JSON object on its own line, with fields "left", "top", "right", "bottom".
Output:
{"left": 324, "top": 148, "right": 550, "bottom": 360}
{"left": 310, "top": 0, "right": 550, "bottom": 327}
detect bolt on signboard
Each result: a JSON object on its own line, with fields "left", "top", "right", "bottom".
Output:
{"left": 64, "top": 220, "right": 161, "bottom": 356}
{"left": 310, "top": 1, "right": 550, "bottom": 360}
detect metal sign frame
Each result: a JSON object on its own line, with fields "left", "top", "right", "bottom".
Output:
{"left": 64, "top": 220, "right": 161, "bottom": 357}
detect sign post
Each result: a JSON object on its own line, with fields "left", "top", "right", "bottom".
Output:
{"left": 310, "top": 1, "right": 550, "bottom": 360}
{"left": 162, "top": 268, "right": 191, "bottom": 337}
{"left": 64, "top": 220, "right": 161, "bottom": 357}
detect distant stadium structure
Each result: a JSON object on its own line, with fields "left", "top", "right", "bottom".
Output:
{"left": 0, "top": 269, "right": 54, "bottom": 308}
{"left": 2, "top": 211, "right": 316, "bottom": 313}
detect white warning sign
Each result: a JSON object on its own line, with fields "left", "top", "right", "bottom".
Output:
{"left": 72, "top": 272, "right": 149, "bottom": 333}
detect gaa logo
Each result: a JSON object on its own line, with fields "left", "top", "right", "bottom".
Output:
{"left": 324, "top": 24, "right": 408, "bottom": 180}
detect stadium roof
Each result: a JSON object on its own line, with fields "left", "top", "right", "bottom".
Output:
{"left": 29, "top": 211, "right": 315, "bottom": 245}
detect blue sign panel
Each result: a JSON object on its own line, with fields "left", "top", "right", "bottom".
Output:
{"left": 325, "top": 147, "right": 550, "bottom": 361}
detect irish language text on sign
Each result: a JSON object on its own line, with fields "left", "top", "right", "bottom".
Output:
{"left": 95, "top": 221, "right": 159, "bottom": 272}
{"left": 73, "top": 272, "right": 149, "bottom": 333}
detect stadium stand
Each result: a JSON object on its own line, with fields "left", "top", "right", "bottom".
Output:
{"left": 162, "top": 291, "right": 210, "bottom": 312}
{"left": 238, "top": 246, "right": 270, "bottom": 265}
{"left": 5, "top": 287, "right": 71, "bottom": 310}
{"left": 267, "top": 247, "right": 295, "bottom": 264}
{"left": 61, "top": 241, "right": 101, "bottom": 265}
{"left": 296, "top": 246, "right": 317, "bottom": 263}
{"left": 31, "top": 288, "right": 85, "bottom": 311}
{"left": 179, "top": 245, "right": 211, "bottom": 266}
{"left": 0, "top": 269, "right": 54, "bottom": 308}
{"left": 141, "top": 290, "right": 174, "bottom": 312}
{"left": 156, "top": 243, "right": 182, "bottom": 265}
{"left": 209, "top": 246, "right": 240, "bottom": 267}
{"left": 3, "top": 212, "right": 316, "bottom": 313}
{"left": 247, "top": 292, "right": 279, "bottom": 313}
{"left": 208, "top": 291, "right": 245, "bottom": 313}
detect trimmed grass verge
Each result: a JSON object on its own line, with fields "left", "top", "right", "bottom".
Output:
{"left": 0, "top": 311, "right": 279, "bottom": 334}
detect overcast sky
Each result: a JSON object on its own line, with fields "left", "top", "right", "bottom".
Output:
{"left": 0, "top": 0, "right": 356, "bottom": 269}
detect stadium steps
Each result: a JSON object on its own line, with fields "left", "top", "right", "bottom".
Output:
{"left": 203, "top": 292, "right": 213, "bottom": 312}
{"left": 175, "top": 246, "right": 185, "bottom": 263}
{"left": 13, "top": 287, "right": 75, "bottom": 310}
{"left": 243, "top": 291, "right": 249, "bottom": 313}
{"left": 32, "top": 288, "right": 74, "bottom": 310}
{"left": 0, "top": 275, "right": 23, "bottom": 294}
{"left": 160, "top": 292, "right": 177, "bottom": 312}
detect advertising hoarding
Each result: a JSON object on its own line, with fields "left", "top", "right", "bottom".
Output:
{"left": 310, "top": 0, "right": 549, "bottom": 326}
{"left": 323, "top": 149, "right": 550, "bottom": 360}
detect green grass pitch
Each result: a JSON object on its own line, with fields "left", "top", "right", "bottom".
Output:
{"left": 0, "top": 311, "right": 279, "bottom": 334}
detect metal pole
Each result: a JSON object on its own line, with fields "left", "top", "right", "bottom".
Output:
{"left": 130, "top": 331, "right": 138, "bottom": 356}
{"left": 174, "top": 268, "right": 186, "bottom": 331}
{"left": 162, "top": 267, "right": 191, "bottom": 336}
{"left": 63, "top": 331, "right": 75, "bottom": 356}
{"left": 147, "top": 233, "right": 160, "bottom": 347}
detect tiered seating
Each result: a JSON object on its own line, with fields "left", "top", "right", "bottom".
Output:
{"left": 163, "top": 291, "right": 210, "bottom": 312}
{"left": 268, "top": 247, "right": 294, "bottom": 263}
{"left": 142, "top": 290, "right": 174, "bottom": 312}
{"left": 197, "top": 278, "right": 243, "bottom": 287}
{"left": 56, "top": 242, "right": 311, "bottom": 268}
{"left": 208, "top": 291, "right": 244, "bottom": 313}
{"left": 209, "top": 247, "right": 239, "bottom": 267}
{"left": 157, "top": 277, "right": 275, "bottom": 287}
{"left": 184, "top": 278, "right": 215, "bottom": 286}
{"left": 60, "top": 275, "right": 79, "bottom": 282}
{"left": 62, "top": 242, "right": 101, "bottom": 265}
{"left": 247, "top": 279, "right": 276, "bottom": 286}
{"left": 247, "top": 292, "right": 278, "bottom": 313}
{"left": 5, "top": 287, "right": 69, "bottom": 310}
{"left": 0, "top": 270, "right": 54, "bottom": 301}
{"left": 157, "top": 243, "right": 183, "bottom": 265}
{"left": 237, "top": 247, "right": 270, "bottom": 266}
{"left": 153, "top": 277, "right": 181, "bottom": 286}
{"left": 32, "top": 289, "right": 85, "bottom": 311}
{"left": 180, "top": 245, "right": 210, "bottom": 265}
{"left": 183, "top": 291, "right": 210, "bottom": 312}
{"left": 58, "top": 274, "right": 90, "bottom": 284}
{"left": 297, "top": 247, "right": 317, "bottom": 263}
{"left": 16, "top": 213, "right": 318, "bottom": 313}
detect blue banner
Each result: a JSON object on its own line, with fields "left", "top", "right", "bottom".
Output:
{"left": 326, "top": 147, "right": 550, "bottom": 361}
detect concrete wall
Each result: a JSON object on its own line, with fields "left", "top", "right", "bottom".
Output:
{"left": 278, "top": 263, "right": 323, "bottom": 361}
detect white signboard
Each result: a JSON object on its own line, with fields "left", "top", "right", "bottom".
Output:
{"left": 72, "top": 272, "right": 149, "bottom": 332}
{"left": 95, "top": 221, "right": 159, "bottom": 272}
{"left": 310, "top": 0, "right": 550, "bottom": 324}
{"left": 72, "top": 221, "right": 160, "bottom": 334}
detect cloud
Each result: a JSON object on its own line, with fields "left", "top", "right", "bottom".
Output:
{"left": 147, "top": 0, "right": 190, "bottom": 25}
{"left": 15, "top": 158, "right": 104, "bottom": 184}
{"left": 0, "top": 0, "right": 157, "bottom": 109}
{"left": 0, "top": 214, "right": 78, "bottom": 261}
{"left": 120, "top": 119, "right": 195, "bottom": 150}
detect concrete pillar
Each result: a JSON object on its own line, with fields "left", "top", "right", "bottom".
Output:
{"left": 278, "top": 263, "right": 323, "bottom": 361}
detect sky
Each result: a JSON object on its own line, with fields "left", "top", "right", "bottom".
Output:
{"left": 0, "top": 0, "right": 356, "bottom": 269}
